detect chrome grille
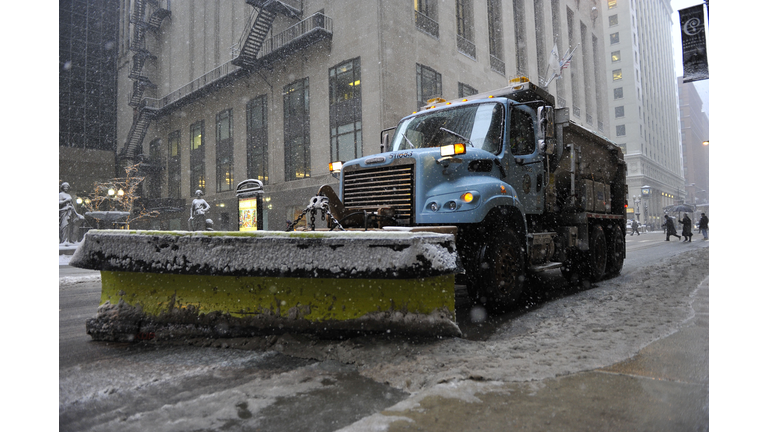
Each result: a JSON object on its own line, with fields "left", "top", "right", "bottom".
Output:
{"left": 342, "top": 163, "right": 414, "bottom": 223}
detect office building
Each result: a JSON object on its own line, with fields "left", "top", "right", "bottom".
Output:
{"left": 60, "top": 0, "right": 121, "bottom": 199}
{"left": 678, "top": 77, "right": 709, "bottom": 209}
{"left": 116, "top": 0, "right": 611, "bottom": 230}
{"left": 602, "top": 0, "right": 684, "bottom": 228}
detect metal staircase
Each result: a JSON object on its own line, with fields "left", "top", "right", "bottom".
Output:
{"left": 120, "top": 0, "right": 170, "bottom": 162}
{"left": 232, "top": 0, "right": 302, "bottom": 69}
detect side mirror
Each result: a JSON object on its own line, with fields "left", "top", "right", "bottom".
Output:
{"left": 537, "top": 106, "right": 555, "bottom": 139}
{"left": 381, "top": 132, "right": 390, "bottom": 153}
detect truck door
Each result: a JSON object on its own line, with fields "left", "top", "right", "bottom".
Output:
{"left": 505, "top": 105, "right": 545, "bottom": 214}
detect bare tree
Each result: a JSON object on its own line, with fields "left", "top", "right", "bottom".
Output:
{"left": 82, "top": 163, "right": 160, "bottom": 226}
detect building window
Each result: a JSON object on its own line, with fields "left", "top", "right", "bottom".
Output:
{"left": 616, "top": 124, "right": 626, "bottom": 136}
{"left": 608, "top": 0, "right": 617, "bottom": 9}
{"left": 329, "top": 58, "right": 363, "bottom": 162}
{"left": 487, "top": 0, "right": 504, "bottom": 74}
{"left": 513, "top": 0, "right": 527, "bottom": 74}
{"left": 416, "top": 63, "right": 442, "bottom": 109}
{"left": 146, "top": 139, "right": 162, "bottom": 199}
{"left": 189, "top": 120, "right": 205, "bottom": 196}
{"left": 215, "top": 109, "right": 234, "bottom": 192}
{"left": 610, "top": 32, "right": 620, "bottom": 44}
{"left": 246, "top": 95, "right": 269, "bottom": 184}
{"left": 618, "top": 143, "right": 627, "bottom": 154}
{"left": 609, "top": 14, "right": 618, "bottom": 27}
{"left": 611, "top": 50, "right": 621, "bottom": 62}
{"left": 458, "top": 82, "right": 477, "bottom": 98}
{"left": 456, "top": 0, "right": 475, "bottom": 58}
{"left": 614, "top": 87, "right": 624, "bottom": 99}
{"left": 284, "top": 78, "right": 311, "bottom": 181}
{"left": 534, "top": 0, "right": 547, "bottom": 84}
{"left": 415, "top": 0, "right": 439, "bottom": 38}
{"left": 567, "top": 7, "right": 578, "bottom": 109}
{"left": 615, "top": 106, "right": 625, "bottom": 118}
{"left": 168, "top": 130, "right": 181, "bottom": 199}
{"left": 612, "top": 69, "right": 623, "bottom": 80}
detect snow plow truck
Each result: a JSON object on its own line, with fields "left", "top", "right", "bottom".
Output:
{"left": 72, "top": 77, "right": 625, "bottom": 341}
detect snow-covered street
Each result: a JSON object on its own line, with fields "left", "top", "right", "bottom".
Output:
{"left": 60, "top": 234, "right": 708, "bottom": 431}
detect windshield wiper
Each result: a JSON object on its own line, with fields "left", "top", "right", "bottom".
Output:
{"left": 401, "top": 133, "right": 415, "bottom": 149}
{"left": 439, "top": 127, "right": 473, "bottom": 146}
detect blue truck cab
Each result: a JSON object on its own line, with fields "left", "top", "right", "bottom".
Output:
{"left": 321, "top": 78, "right": 626, "bottom": 306}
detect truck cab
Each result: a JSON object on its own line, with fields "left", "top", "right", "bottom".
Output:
{"left": 323, "top": 77, "right": 626, "bottom": 306}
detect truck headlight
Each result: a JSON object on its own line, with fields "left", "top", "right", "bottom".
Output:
{"left": 329, "top": 161, "right": 343, "bottom": 173}
{"left": 429, "top": 202, "right": 439, "bottom": 212}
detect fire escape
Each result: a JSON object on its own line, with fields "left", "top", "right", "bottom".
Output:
{"left": 119, "top": 0, "right": 170, "bottom": 164}
{"left": 232, "top": 0, "right": 302, "bottom": 68}
{"left": 120, "top": 0, "right": 330, "bottom": 163}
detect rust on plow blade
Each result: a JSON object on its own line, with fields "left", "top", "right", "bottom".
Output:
{"left": 70, "top": 229, "right": 462, "bottom": 340}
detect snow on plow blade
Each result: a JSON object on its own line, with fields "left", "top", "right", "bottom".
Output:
{"left": 70, "top": 229, "right": 461, "bottom": 341}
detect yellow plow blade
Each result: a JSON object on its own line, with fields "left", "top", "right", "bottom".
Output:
{"left": 71, "top": 230, "right": 461, "bottom": 340}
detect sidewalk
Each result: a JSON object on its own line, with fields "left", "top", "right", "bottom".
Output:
{"left": 372, "top": 278, "right": 709, "bottom": 432}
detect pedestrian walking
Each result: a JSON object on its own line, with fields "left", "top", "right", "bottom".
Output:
{"left": 680, "top": 213, "right": 692, "bottom": 242}
{"left": 664, "top": 215, "right": 681, "bottom": 241}
{"left": 630, "top": 219, "right": 640, "bottom": 236}
{"left": 698, "top": 212, "right": 709, "bottom": 240}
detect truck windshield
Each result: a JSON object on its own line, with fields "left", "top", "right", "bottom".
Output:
{"left": 391, "top": 102, "right": 504, "bottom": 154}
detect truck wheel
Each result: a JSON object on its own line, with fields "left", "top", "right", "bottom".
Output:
{"left": 478, "top": 229, "right": 526, "bottom": 308}
{"left": 585, "top": 225, "right": 607, "bottom": 282}
{"left": 606, "top": 224, "right": 625, "bottom": 276}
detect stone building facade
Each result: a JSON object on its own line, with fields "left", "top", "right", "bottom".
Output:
{"left": 116, "top": 0, "right": 610, "bottom": 230}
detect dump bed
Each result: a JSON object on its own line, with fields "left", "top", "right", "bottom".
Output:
{"left": 554, "top": 121, "right": 626, "bottom": 215}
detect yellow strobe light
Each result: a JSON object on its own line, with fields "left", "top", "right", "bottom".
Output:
{"left": 440, "top": 143, "right": 467, "bottom": 157}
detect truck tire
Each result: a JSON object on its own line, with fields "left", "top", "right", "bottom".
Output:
{"left": 606, "top": 224, "right": 625, "bottom": 276}
{"left": 478, "top": 228, "right": 526, "bottom": 308}
{"left": 585, "top": 224, "right": 607, "bottom": 282}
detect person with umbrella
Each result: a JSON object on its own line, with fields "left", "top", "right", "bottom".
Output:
{"left": 664, "top": 215, "right": 681, "bottom": 241}
{"left": 680, "top": 213, "right": 693, "bottom": 242}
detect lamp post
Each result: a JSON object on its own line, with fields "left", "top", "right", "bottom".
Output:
{"left": 641, "top": 185, "right": 651, "bottom": 227}
{"left": 632, "top": 195, "right": 641, "bottom": 220}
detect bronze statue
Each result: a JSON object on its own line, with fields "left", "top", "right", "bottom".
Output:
{"left": 59, "top": 182, "right": 84, "bottom": 244}
{"left": 189, "top": 190, "right": 211, "bottom": 231}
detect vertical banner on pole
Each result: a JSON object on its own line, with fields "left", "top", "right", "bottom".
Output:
{"left": 679, "top": 5, "right": 709, "bottom": 83}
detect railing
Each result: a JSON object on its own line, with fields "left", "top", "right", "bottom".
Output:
{"left": 257, "top": 12, "right": 332, "bottom": 59}
{"left": 145, "top": 13, "right": 332, "bottom": 113}
{"left": 415, "top": 11, "right": 439, "bottom": 38}
{"left": 490, "top": 55, "right": 505, "bottom": 75}
{"left": 143, "top": 60, "right": 243, "bottom": 111}
{"left": 457, "top": 35, "right": 475, "bottom": 59}
{"left": 246, "top": 0, "right": 301, "bottom": 13}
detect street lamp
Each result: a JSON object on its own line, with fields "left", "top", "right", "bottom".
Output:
{"left": 632, "top": 195, "right": 641, "bottom": 220}
{"left": 702, "top": 140, "right": 709, "bottom": 146}
{"left": 641, "top": 186, "right": 651, "bottom": 227}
